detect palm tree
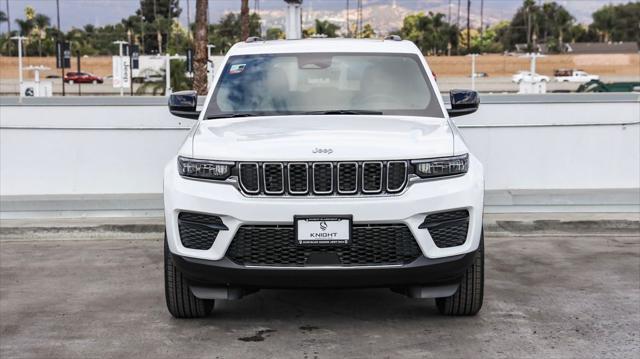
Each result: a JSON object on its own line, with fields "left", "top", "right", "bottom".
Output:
{"left": 15, "top": 18, "right": 34, "bottom": 36}
{"left": 241, "top": 0, "right": 249, "bottom": 40}
{"left": 33, "top": 13, "right": 50, "bottom": 56}
{"left": 193, "top": 0, "right": 208, "bottom": 95}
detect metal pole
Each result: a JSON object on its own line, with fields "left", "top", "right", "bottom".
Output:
{"left": 346, "top": 0, "right": 349, "bottom": 37}
{"left": 471, "top": 54, "right": 476, "bottom": 90}
{"left": 5, "top": 0, "right": 11, "bottom": 36}
{"left": 77, "top": 50, "right": 81, "bottom": 96}
{"left": 56, "top": 0, "right": 65, "bottom": 96}
{"left": 480, "top": 0, "right": 484, "bottom": 39}
{"left": 466, "top": 0, "right": 471, "bottom": 52}
{"left": 10, "top": 37, "right": 24, "bottom": 98}
{"left": 17, "top": 37, "right": 23, "bottom": 90}
{"left": 165, "top": 54, "right": 171, "bottom": 96}
{"left": 119, "top": 43, "right": 124, "bottom": 96}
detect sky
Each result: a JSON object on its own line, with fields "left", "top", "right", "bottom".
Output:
{"left": 0, "top": 0, "right": 634, "bottom": 33}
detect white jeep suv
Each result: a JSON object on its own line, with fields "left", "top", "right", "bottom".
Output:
{"left": 164, "top": 38, "right": 484, "bottom": 318}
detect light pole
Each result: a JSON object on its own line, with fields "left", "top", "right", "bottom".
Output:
{"left": 469, "top": 53, "right": 479, "bottom": 90}
{"left": 113, "top": 40, "right": 128, "bottom": 96}
{"left": 10, "top": 36, "right": 26, "bottom": 97}
{"left": 207, "top": 44, "right": 215, "bottom": 89}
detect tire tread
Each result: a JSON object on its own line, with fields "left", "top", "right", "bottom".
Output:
{"left": 436, "top": 232, "right": 484, "bottom": 316}
{"left": 164, "top": 236, "right": 214, "bottom": 318}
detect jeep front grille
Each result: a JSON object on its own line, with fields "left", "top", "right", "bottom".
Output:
{"left": 238, "top": 161, "right": 408, "bottom": 196}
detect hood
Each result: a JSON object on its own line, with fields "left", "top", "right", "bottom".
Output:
{"left": 189, "top": 115, "right": 453, "bottom": 161}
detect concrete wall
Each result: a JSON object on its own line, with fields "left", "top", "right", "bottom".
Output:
{"left": 1, "top": 94, "right": 639, "bottom": 218}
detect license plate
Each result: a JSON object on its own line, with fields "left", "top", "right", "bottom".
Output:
{"left": 295, "top": 216, "right": 352, "bottom": 246}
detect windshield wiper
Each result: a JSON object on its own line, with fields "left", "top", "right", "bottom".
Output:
{"left": 302, "top": 110, "right": 383, "bottom": 115}
{"left": 206, "top": 113, "right": 260, "bottom": 119}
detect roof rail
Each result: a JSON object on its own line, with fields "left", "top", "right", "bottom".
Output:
{"left": 384, "top": 35, "right": 402, "bottom": 41}
{"left": 245, "top": 36, "right": 264, "bottom": 43}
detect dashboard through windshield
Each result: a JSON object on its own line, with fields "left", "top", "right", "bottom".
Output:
{"left": 205, "top": 53, "right": 444, "bottom": 119}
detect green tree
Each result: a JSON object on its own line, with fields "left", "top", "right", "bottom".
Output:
{"left": 400, "top": 12, "right": 458, "bottom": 55}
{"left": 136, "top": 0, "right": 182, "bottom": 54}
{"left": 208, "top": 12, "right": 261, "bottom": 54}
{"left": 313, "top": 19, "right": 340, "bottom": 38}
{"left": 590, "top": 2, "right": 640, "bottom": 43}
{"left": 361, "top": 23, "right": 375, "bottom": 38}
{"left": 266, "top": 27, "right": 284, "bottom": 40}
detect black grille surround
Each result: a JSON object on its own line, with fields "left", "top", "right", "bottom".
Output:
{"left": 178, "top": 212, "right": 228, "bottom": 250}
{"left": 420, "top": 209, "right": 470, "bottom": 248}
{"left": 237, "top": 161, "right": 408, "bottom": 196}
{"left": 226, "top": 224, "right": 421, "bottom": 267}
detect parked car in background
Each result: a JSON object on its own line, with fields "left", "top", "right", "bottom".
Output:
{"left": 577, "top": 79, "right": 640, "bottom": 92}
{"left": 133, "top": 69, "right": 164, "bottom": 84}
{"left": 470, "top": 72, "right": 488, "bottom": 78}
{"left": 512, "top": 71, "right": 549, "bottom": 83}
{"left": 64, "top": 72, "right": 103, "bottom": 85}
{"left": 554, "top": 69, "right": 599, "bottom": 83}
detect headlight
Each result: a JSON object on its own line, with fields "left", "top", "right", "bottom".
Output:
{"left": 177, "top": 156, "right": 233, "bottom": 180}
{"left": 413, "top": 154, "right": 469, "bottom": 178}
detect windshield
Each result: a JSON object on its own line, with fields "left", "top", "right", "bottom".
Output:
{"left": 205, "top": 53, "right": 443, "bottom": 119}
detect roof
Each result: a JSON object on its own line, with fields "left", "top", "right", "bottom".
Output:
{"left": 227, "top": 38, "right": 421, "bottom": 56}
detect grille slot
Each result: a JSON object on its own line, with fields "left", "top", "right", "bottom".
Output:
{"left": 263, "top": 163, "right": 284, "bottom": 194}
{"left": 238, "top": 161, "right": 408, "bottom": 196}
{"left": 337, "top": 162, "right": 358, "bottom": 194}
{"left": 387, "top": 161, "right": 407, "bottom": 192}
{"left": 421, "top": 209, "right": 470, "bottom": 248}
{"left": 226, "top": 224, "right": 421, "bottom": 267}
{"left": 362, "top": 162, "right": 383, "bottom": 193}
{"left": 178, "top": 212, "right": 227, "bottom": 250}
{"left": 239, "top": 163, "right": 259, "bottom": 193}
{"left": 312, "top": 163, "right": 333, "bottom": 194}
{"left": 287, "top": 163, "right": 308, "bottom": 194}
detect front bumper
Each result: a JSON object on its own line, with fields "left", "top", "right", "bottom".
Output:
{"left": 164, "top": 154, "right": 484, "bottom": 262}
{"left": 172, "top": 249, "right": 477, "bottom": 289}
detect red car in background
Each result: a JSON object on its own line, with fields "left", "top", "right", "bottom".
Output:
{"left": 64, "top": 72, "right": 104, "bottom": 84}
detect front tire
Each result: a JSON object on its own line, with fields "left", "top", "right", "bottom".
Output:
{"left": 436, "top": 232, "right": 484, "bottom": 316}
{"left": 164, "top": 235, "right": 214, "bottom": 318}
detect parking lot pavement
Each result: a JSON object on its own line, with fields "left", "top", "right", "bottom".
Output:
{"left": 1, "top": 235, "right": 638, "bottom": 359}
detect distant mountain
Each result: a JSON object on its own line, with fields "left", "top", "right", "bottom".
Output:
{"left": 256, "top": 0, "right": 630, "bottom": 35}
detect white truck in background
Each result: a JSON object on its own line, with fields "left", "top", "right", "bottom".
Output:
{"left": 554, "top": 69, "right": 599, "bottom": 83}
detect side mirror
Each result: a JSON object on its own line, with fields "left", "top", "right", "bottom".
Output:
{"left": 447, "top": 90, "right": 479, "bottom": 118}
{"left": 168, "top": 90, "right": 200, "bottom": 119}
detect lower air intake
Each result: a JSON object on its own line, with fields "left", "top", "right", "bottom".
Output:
{"left": 226, "top": 224, "right": 421, "bottom": 267}
{"left": 421, "top": 209, "right": 470, "bottom": 248}
{"left": 178, "top": 212, "right": 227, "bottom": 250}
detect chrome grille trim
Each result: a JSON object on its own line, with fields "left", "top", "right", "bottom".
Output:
{"left": 238, "top": 163, "right": 260, "bottom": 194}
{"left": 386, "top": 161, "right": 408, "bottom": 193}
{"left": 237, "top": 161, "right": 409, "bottom": 196}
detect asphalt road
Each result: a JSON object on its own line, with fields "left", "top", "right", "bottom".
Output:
{"left": 1, "top": 235, "right": 638, "bottom": 358}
